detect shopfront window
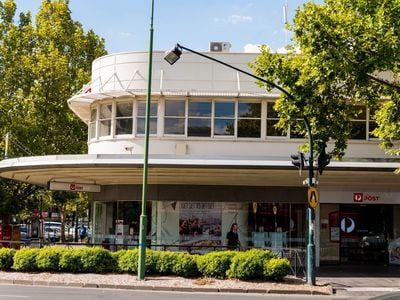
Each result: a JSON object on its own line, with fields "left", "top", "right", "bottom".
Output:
{"left": 248, "top": 203, "right": 306, "bottom": 249}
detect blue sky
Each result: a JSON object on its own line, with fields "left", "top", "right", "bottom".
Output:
{"left": 14, "top": 0, "right": 322, "bottom": 54}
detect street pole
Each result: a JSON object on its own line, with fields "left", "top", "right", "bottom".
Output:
{"left": 138, "top": 0, "right": 155, "bottom": 281}
{"left": 304, "top": 118, "right": 316, "bottom": 286}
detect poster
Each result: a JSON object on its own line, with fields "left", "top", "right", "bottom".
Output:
{"left": 179, "top": 202, "right": 222, "bottom": 247}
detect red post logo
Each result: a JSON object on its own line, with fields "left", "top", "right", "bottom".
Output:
{"left": 353, "top": 193, "right": 363, "bottom": 202}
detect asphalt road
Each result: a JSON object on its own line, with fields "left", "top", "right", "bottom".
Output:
{"left": 0, "top": 284, "right": 372, "bottom": 300}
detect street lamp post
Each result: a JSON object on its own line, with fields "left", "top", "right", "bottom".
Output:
{"left": 164, "top": 43, "right": 317, "bottom": 285}
{"left": 138, "top": 0, "right": 155, "bottom": 281}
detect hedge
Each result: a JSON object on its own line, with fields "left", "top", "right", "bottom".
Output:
{"left": 1, "top": 247, "right": 292, "bottom": 281}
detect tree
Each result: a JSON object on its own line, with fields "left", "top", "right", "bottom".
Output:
{"left": 251, "top": 0, "right": 400, "bottom": 159}
{"left": 0, "top": 0, "right": 107, "bottom": 221}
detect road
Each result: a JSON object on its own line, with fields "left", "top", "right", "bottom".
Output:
{"left": 0, "top": 284, "right": 373, "bottom": 300}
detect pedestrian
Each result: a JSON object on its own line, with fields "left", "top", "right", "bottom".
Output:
{"left": 226, "top": 223, "right": 241, "bottom": 250}
{"left": 79, "top": 224, "right": 87, "bottom": 242}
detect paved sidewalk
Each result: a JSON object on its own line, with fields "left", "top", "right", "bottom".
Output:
{"left": 0, "top": 271, "right": 332, "bottom": 296}
{"left": 317, "top": 265, "right": 400, "bottom": 298}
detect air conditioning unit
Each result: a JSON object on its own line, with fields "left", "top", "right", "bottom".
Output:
{"left": 209, "top": 42, "right": 231, "bottom": 52}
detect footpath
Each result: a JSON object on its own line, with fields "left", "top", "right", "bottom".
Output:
{"left": 0, "top": 271, "right": 332, "bottom": 295}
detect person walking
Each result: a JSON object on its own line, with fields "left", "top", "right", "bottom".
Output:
{"left": 226, "top": 223, "right": 241, "bottom": 250}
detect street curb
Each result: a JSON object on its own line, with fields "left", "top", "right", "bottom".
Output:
{"left": 0, "top": 279, "right": 332, "bottom": 295}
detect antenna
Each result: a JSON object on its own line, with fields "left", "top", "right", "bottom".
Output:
{"left": 283, "top": 0, "right": 288, "bottom": 45}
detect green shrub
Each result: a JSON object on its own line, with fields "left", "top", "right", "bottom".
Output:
{"left": 197, "top": 251, "right": 237, "bottom": 279}
{"left": 153, "top": 251, "right": 177, "bottom": 275}
{"left": 264, "top": 257, "right": 292, "bottom": 281}
{"left": 110, "top": 249, "right": 127, "bottom": 273}
{"left": 0, "top": 248, "right": 16, "bottom": 271}
{"left": 172, "top": 253, "right": 199, "bottom": 277}
{"left": 79, "top": 247, "right": 115, "bottom": 273}
{"left": 13, "top": 248, "right": 40, "bottom": 272}
{"left": 36, "top": 247, "right": 64, "bottom": 272}
{"left": 59, "top": 249, "right": 84, "bottom": 273}
{"left": 227, "top": 249, "right": 276, "bottom": 280}
{"left": 118, "top": 248, "right": 139, "bottom": 273}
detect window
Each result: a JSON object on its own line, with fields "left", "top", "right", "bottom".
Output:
{"left": 137, "top": 101, "right": 158, "bottom": 135}
{"left": 350, "top": 106, "right": 367, "bottom": 140}
{"left": 238, "top": 102, "right": 261, "bottom": 138}
{"left": 89, "top": 107, "right": 97, "bottom": 139}
{"left": 266, "top": 102, "right": 286, "bottom": 137}
{"left": 165, "top": 100, "right": 186, "bottom": 135}
{"left": 368, "top": 107, "right": 378, "bottom": 139}
{"left": 214, "top": 101, "right": 235, "bottom": 136}
{"left": 99, "top": 103, "right": 112, "bottom": 137}
{"left": 188, "top": 101, "right": 211, "bottom": 137}
{"left": 115, "top": 102, "right": 133, "bottom": 135}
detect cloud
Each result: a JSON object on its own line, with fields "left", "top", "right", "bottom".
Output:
{"left": 118, "top": 32, "right": 132, "bottom": 37}
{"left": 227, "top": 14, "right": 253, "bottom": 24}
{"left": 243, "top": 43, "right": 261, "bottom": 53}
{"left": 214, "top": 15, "right": 253, "bottom": 24}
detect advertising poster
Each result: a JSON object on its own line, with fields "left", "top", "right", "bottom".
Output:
{"left": 179, "top": 202, "right": 222, "bottom": 247}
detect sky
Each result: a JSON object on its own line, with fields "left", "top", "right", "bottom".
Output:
{"left": 13, "top": 0, "right": 323, "bottom": 54}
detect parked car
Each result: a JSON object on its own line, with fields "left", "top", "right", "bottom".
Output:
{"left": 44, "top": 221, "right": 61, "bottom": 242}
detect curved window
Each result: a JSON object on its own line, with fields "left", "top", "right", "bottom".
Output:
{"left": 116, "top": 102, "right": 133, "bottom": 135}
{"left": 89, "top": 108, "right": 97, "bottom": 139}
{"left": 99, "top": 104, "right": 112, "bottom": 137}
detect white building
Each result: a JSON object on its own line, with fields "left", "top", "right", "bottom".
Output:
{"left": 1, "top": 46, "right": 400, "bottom": 266}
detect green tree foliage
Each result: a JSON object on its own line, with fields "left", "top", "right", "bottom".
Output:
{"left": 0, "top": 0, "right": 107, "bottom": 217}
{"left": 251, "top": 0, "right": 400, "bottom": 159}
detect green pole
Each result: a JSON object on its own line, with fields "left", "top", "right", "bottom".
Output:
{"left": 138, "top": 0, "right": 155, "bottom": 281}
{"left": 304, "top": 117, "right": 316, "bottom": 286}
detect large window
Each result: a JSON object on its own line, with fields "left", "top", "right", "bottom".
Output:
{"left": 115, "top": 102, "right": 133, "bottom": 135}
{"left": 99, "top": 103, "right": 112, "bottom": 137}
{"left": 214, "top": 101, "right": 235, "bottom": 136}
{"left": 89, "top": 108, "right": 97, "bottom": 139}
{"left": 350, "top": 106, "right": 367, "bottom": 140}
{"left": 266, "top": 102, "right": 285, "bottom": 137}
{"left": 368, "top": 107, "right": 378, "bottom": 139}
{"left": 238, "top": 102, "right": 261, "bottom": 138}
{"left": 188, "top": 101, "right": 211, "bottom": 137}
{"left": 165, "top": 100, "right": 186, "bottom": 135}
{"left": 137, "top": 101, "right": 158, "bottom": 135}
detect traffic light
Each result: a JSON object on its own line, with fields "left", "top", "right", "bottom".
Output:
{"left": 290, "top": 151, "right": 305, "bottom": 175}
{"left": 317, "top": 146, "right": 331, "bottom": 175}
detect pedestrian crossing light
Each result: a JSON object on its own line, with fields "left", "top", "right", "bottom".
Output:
{"left": 317, "top": 146, "right": 331, "bottom": 175}
{"left": 290, "top": 151, "right": 305, "bottom": 175}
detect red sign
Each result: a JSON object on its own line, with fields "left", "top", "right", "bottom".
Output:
{"left": 353, "top": 193, "right": 363, "bottom": 202}
{"left": 353, "top": 192, "right": 380, "bottom": 203}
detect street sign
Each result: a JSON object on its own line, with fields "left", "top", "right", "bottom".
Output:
{"left": 308, "top": 186, "right": 319, "bottom": 209}
{"left": 48, "top": 181, "right": 100, "bottom": 193}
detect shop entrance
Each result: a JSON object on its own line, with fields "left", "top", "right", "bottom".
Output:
{"left": 339, "top": 204, "right": 392, "bottom": 264}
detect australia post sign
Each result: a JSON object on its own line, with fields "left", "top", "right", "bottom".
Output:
{"left": 48, "top": 182, "right": 100, "bottom": 193}
{"left": 353, "top": 192, "right": 380, "bottom": 203}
